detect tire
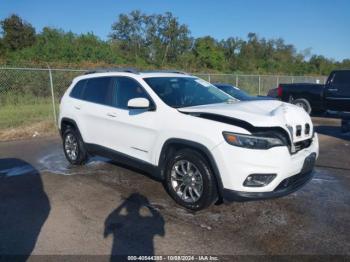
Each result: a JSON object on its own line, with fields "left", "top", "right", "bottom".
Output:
{"left": 62, "top": 127, "right": 88, "bottom": 165}
{"left": 164, "top": 148, "right": 218, "bottom": 211}
{"left": 292, "top": 98, "right": 312, "bottom": 115}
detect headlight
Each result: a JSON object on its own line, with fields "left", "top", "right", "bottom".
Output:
{"left": 222, "top": 132, "right": 285, "bottom": 150}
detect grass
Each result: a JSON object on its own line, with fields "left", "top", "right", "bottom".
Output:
{"left": 0, "top": 120, "right": 57, "bottom": 141}
{"left": 0, "top": 97, "right": 58, "bottom": 141}
{"left": 0, "top": 103, "right": 54, "bottom": 128}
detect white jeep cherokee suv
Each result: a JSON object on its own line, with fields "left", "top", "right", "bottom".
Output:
{"left": 59, "top": 69, "right": 319, "bottom": 210}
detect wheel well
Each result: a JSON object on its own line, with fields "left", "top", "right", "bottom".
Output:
{"left": 289, "top": 96, "right": 310, "bottom": 103}
{"left": 293, "top": 97, "right": 309, "bottom": 102}
{"left": 159, "top": 140, "right": 224, "bottom": 199}
{"left": 60, "top": 119, "right": 77, "bottom": 136}
{"left": 161, "top": 143, "right": 209, "bottom": 166}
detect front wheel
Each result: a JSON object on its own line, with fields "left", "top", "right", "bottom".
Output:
{"left": 164, "top": 149, "right": 218, "bottom": 211}
{"left": 63, "top": 127, "right": 88, "bottom": 165}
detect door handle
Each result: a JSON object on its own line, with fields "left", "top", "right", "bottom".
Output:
{"left": 328, "top": 89, "right": 338, "bottom": 91}
{"left": 74, "top": 105, "right": 81, "bottom": 110}
{"left": 106, "top": 113, "right": 117, "bottom": 118}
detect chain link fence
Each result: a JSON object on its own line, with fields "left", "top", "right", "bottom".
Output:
{"left": 196, "top": 74, "right": 327, "bottom": 95}
{"left": 0, "top": 67, "right": 85, "bottom": 140}
{"left": 0, "top": 66, "right": 327, "bottom": 140}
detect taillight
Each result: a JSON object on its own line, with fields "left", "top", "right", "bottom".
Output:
{"left": 277, "top": 85, "right": 283, "bottom": 97}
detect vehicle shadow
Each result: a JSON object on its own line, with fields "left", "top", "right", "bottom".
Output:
{"left": 0, "top": 158, "right": 50, "bottom": 260}
{"left": 104, "top": 193, "right": 165, "bottom": 260}
{"left": 107, "top": 159, "right": 163, "bottom": 182}
{"left": 314, "top": 125, "right": 350, "bottom": 141}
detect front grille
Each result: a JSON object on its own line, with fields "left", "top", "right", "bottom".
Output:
{"left": 294, "top": 138, "right": 312, "bottom": 153}
{"left": 274, "top": 171, "right": 313, "bottom": 191}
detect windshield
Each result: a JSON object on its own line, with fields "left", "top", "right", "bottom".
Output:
{"left": 143, "top": 77, "right": 234, "bottom": 108}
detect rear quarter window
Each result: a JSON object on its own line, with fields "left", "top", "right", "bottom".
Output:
{"left": 70, "top": 79, "right": 87, "bottom": 99}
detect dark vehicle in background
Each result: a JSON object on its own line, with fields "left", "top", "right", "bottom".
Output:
{"left": 268, "top": 70, "right": 350, "bottom": 114}
{"left": 214, "top": 83, "right": 274, "bottom": 101}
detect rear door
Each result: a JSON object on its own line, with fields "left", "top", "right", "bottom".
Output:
{"left": 325, "top": 71, "right": 350, "bottom": 111}
{"left": 77, "top": 77, "right": 115, "bottom": 147}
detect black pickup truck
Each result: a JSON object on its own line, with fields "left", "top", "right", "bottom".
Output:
{"left": 268, "top": 70, "right": 350, "bottom": 114}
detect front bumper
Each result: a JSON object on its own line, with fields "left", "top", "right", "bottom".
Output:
{"left": 211, "top": 133, "right": 319, "bottom": 199}
{"left": 222, "top": 153, "right": 315, "bottom": 201}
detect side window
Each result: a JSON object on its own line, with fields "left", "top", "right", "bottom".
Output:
{"left": 218, "top": 86, "right": 232, "bottom": 94}
{"left": 113, "top": 77, "right": 149, "bottom": 109}
{"left": 83, "top": 77, "right": 112, "bottom": 105}
{"left": 70, "top": 79, "right": 87, "bottom": 99}
{"left": 333, "top": 71, "right": 350, "bottom": 85}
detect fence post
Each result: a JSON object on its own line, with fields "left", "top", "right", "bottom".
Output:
{"left": 48, "top": 66, "right": 57, "bottom": 127}
{"left": 236, "top": 75, "right": 238, "bottom": 87}
{"left": 276, "top": 76, "right": 280, "bottom": 87}
{"left": 258, "top": 75, "right": 261, "bottom": 95}
{"left": 208, "top": 74, "right": 211, "bottom": 83}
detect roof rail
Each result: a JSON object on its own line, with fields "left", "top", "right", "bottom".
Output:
{"left": 141, "top": 70, "right": 188, "bottom": 75}
{"left": 84, "top": 67, "right": 139, "bottom": 75}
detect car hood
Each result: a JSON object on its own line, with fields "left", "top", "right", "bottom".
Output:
{"left": 178, "top": 100, "right": 313, "bottom": 142}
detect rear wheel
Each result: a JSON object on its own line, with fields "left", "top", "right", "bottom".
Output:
{"left": 292, "top": 98, "right": 312, "bottom": 115}
{"left": 63, "top": 127, "right": 88, "bottom": 165}
{"left": 164, "top": 149, "right": 218, "bottom": 211}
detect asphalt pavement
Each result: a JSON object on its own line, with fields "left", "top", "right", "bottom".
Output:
{"left": 0, "top": 117, "right": 349, "bottom": 259}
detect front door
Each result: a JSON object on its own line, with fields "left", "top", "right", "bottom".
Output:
{"left": 325, "top": 71, "right": 350, "bottom": 112}
{"left": 102, "top": 77, "right": 160, "bottom": 164}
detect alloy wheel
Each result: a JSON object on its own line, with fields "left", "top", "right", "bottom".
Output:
{"left": 170, "top": 160, "right": 203, "bottom": 203}
{"left": 64, "top": 133, "right": 78, "bottom": 161}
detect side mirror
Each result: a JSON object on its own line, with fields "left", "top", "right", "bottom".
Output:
{"left": 127, "top": 97, "right": 150, "bottom": 109}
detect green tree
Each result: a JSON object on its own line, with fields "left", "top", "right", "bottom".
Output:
{"left": 0, "top": 10, "right": 347, "bottom": 75}
{"left": 145, "top": 12, "right": 192, "bottom": 66}
{"left": 109, "top": 10, "right": 192, "bottom": 66}
{"left": 0, "top": 38, "right": 4, "bottom": 55}
{"left": 220, "top": 37, "right": 242, "bottom": 71}
{"left": 8, "top": 27, "right": 125, "bottom": 65}
{"left": 340, "top": 59, "right": 350, "bottom": 69}
{"left": 193, "top": 36, "right": 226, "bottom": 70}
{"left": 309, "top": 55, "right": 336, "bottom": 75}
{"left": 110, "top": 10, "right": 147, "bottom": 62}
{"left": 0, "top": 14, "right": 36, "bottom": 51}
